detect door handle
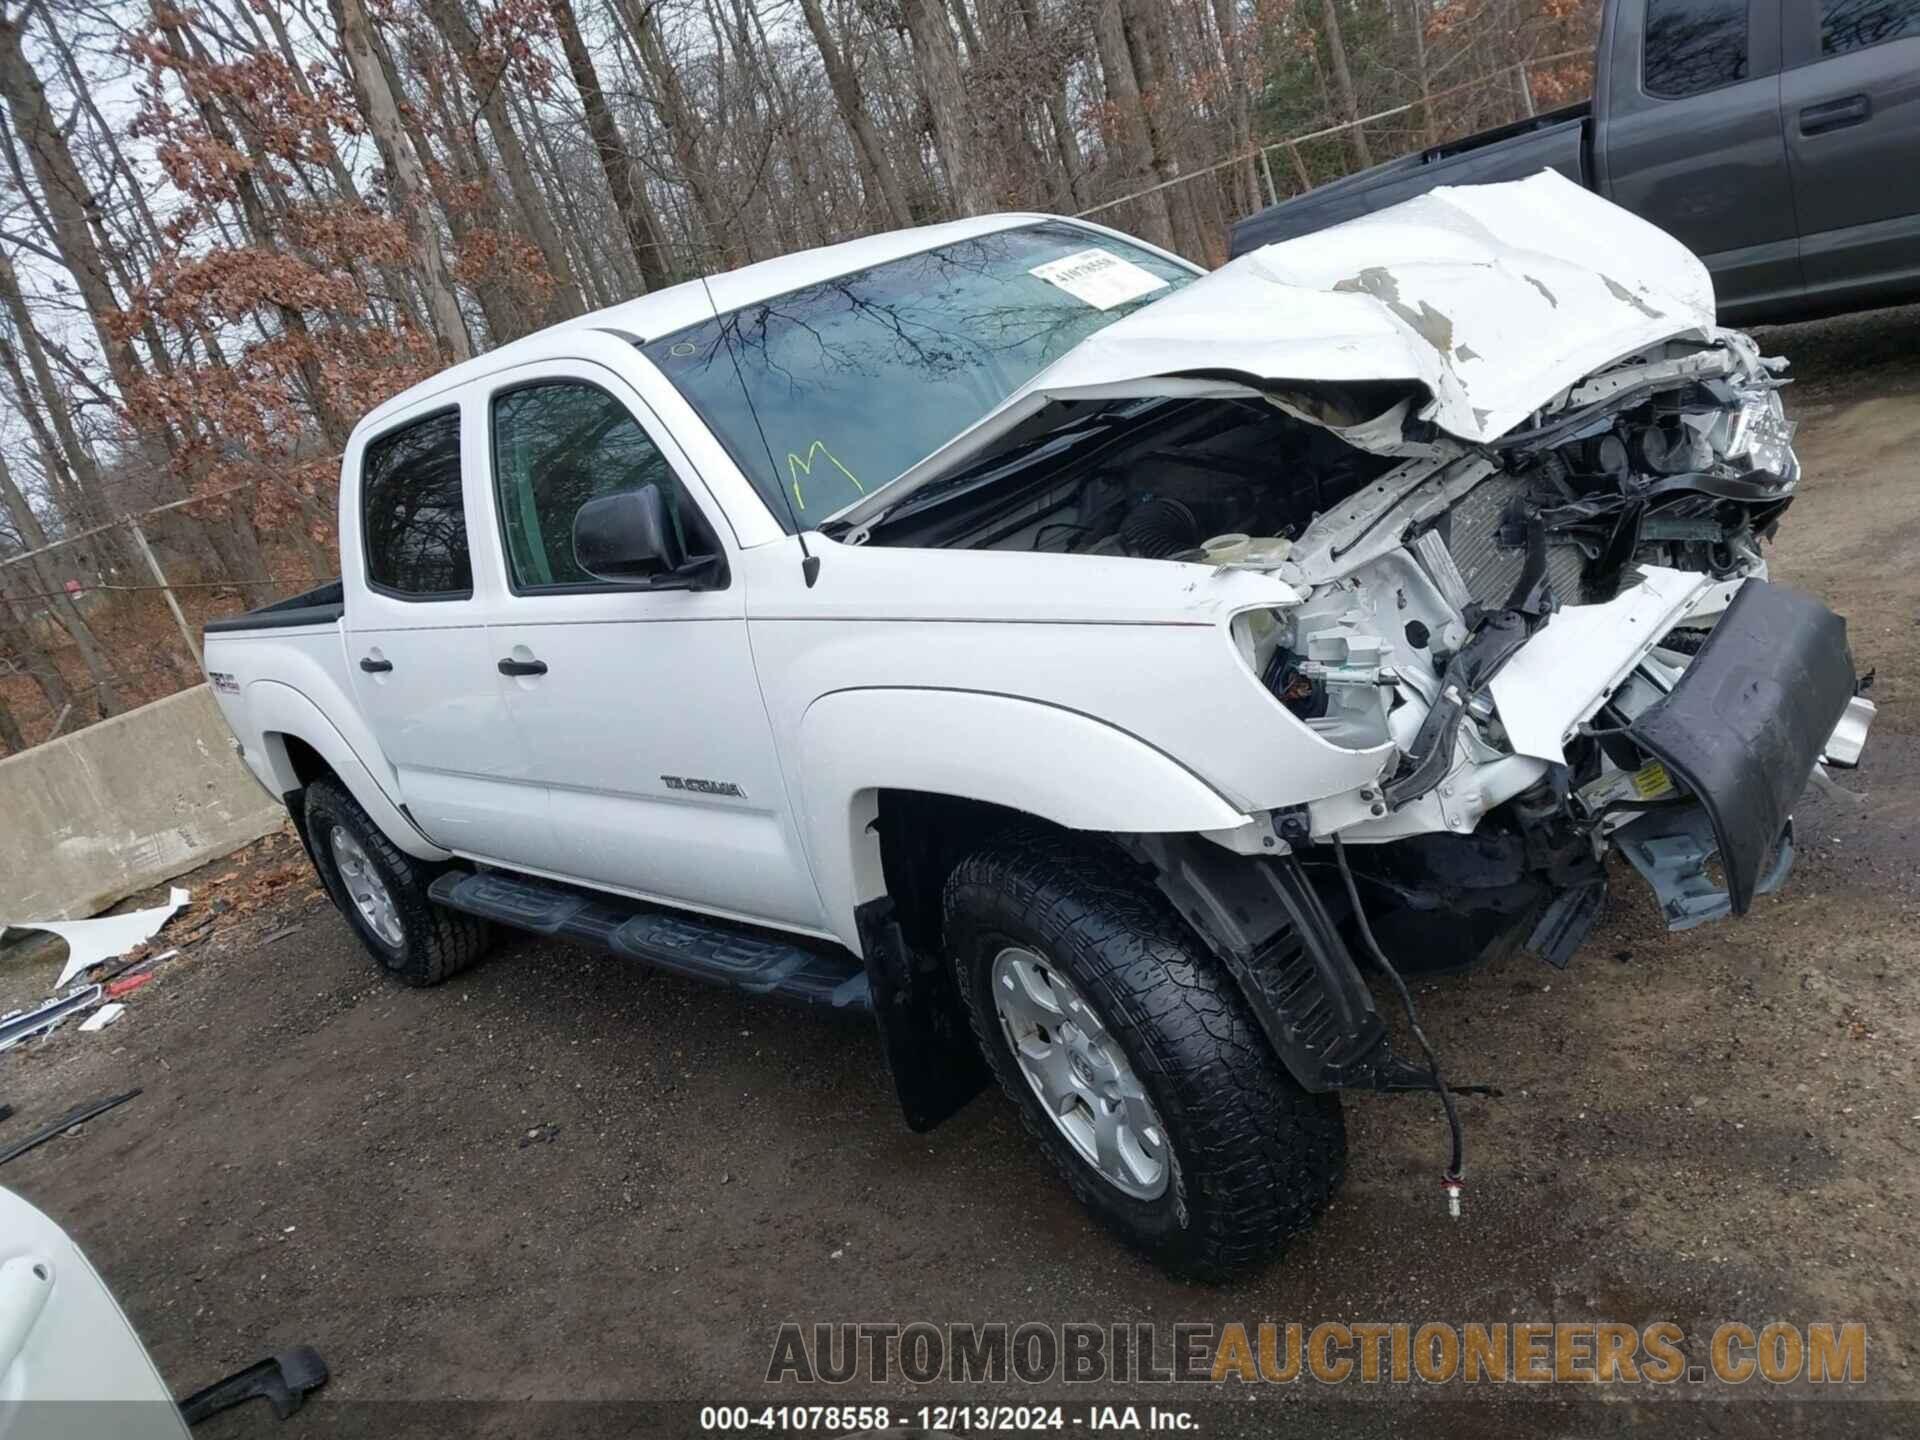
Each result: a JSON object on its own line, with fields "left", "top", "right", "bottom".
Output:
{"left": 497, "top": 657, "right": 548, "bottom": 677}
{"left": 1801, "top": 93, "right": 1871, "bottom": 136}
{"left": 359, "top": 657, "right": 393, "bottom": 673}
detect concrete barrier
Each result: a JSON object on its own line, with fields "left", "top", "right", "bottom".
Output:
{"left": 0, "top": 684, "right": 285, "bottom": 922}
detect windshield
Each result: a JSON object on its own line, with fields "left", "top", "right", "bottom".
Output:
{"left": 640, "top": 222, "right": 1196, "bottom": 531}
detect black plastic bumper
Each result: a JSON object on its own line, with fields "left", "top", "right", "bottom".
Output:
{"left": 1628, "top": 580, "right": 1854, "bottom": 915}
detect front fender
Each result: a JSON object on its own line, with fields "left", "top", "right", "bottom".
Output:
{"left": 797, "top": 687, "right": 1250, "bottom": 947}
{"left": 248, "top": 682, "right": 450, "bottom": 863}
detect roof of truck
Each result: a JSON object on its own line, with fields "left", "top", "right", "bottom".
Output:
{"left": 357, "top": 212, "right": 1053, "bottom": 436}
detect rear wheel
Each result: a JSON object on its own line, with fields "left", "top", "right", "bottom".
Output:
{"left": 304, "top": 778, "right": 491, "bottom": 986}
{"left": 944, "top": 831, "right": 1346, "bottom": 1280}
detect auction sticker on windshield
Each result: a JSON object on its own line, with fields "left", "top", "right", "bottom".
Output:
{"left": 1029, "top": 247, "right": 1168, "bottom": 310}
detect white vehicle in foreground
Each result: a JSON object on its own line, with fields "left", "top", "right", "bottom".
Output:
{"left": 206, "top": 172, "right": 1873, "bottom": 1278}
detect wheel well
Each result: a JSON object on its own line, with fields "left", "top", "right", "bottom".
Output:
{"left": 873, "top": 790, "right": 1067, "bottom": 955}
{"left": 277, "top": 733, "right": 333, "bottom": 792}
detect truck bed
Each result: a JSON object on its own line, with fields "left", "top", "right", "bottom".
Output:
{"left": 1231, "top": 102, "right": 1590, "bottom": 257}
{"left": 203, "top": 579, "right": 345, "bottom": 635}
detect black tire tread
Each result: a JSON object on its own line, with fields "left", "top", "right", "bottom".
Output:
{"left": 304, "top": 777, "right": 491, "bottom": 986}
{"left": 944, "top": 828, "right": 1345, "bottom": 1281}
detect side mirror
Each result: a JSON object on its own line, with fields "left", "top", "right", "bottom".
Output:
{"left": 573, "top": 485, "right": 685, "bottom": 584}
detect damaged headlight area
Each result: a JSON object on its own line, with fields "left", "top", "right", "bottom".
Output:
{"left": 1482, "top": 335, "right": 1797, "bottom": 604}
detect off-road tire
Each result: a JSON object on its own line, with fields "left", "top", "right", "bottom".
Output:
{"left": 945, "top": 830, "right": 1346, "bottom": 1281}
{"left": 304, "top": 777, "right": 491, "bottom": 986}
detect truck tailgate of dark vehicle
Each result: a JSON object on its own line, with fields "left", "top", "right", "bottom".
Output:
{"left": 1231, "top": 104, "right": 1589, "bottom": 258}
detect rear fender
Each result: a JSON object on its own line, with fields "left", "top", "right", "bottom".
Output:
{"left": 248, "top": 682, "right": 450, "bottom": 863}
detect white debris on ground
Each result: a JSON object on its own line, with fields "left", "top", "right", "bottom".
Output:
{"left": 77, "top": 1003, "right": 127, "bottom": 1033}
{"left": 0, "top": 889, "right": 193, "bottom": 1054}
{"left": 0, "top": 887, "right": 191, "bottom": 992}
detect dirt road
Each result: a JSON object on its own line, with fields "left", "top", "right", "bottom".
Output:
{"left": 3, "top": 305, "right": 1917, "bottom": 1437}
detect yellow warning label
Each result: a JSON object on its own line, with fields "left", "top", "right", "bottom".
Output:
{"left": 1631, "top": 760, "right": 1674, "bottom": 800}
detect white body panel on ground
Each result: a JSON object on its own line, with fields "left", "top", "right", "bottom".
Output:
{"left": 0, "top": 1189, "right": 188, "bottom": 1439}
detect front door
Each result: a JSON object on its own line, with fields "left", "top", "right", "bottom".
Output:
{"left": 1779, "top": 0, "right": 1920, "bottom": 302}
{"left": 345, "top": 403, "right": 554, "bottom": 868}
{"left": 473, "top": 364, "right": 828, "bottom": 935}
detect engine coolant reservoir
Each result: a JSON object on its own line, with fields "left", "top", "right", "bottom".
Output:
{"left": 1203, "top": 533, "right": 1293, "bottom": 568}
{"left": 1202, "top": 533, "right": 1251, "bottom": 564}
{"left": 1246, "top": 536, "right": 1293, "bottom": 566}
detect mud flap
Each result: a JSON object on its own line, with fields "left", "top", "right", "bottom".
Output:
{"left": 1627, "top": 580, "right": 1853, "bottom": 916}
{"left": 855, "top": 897, "right": 989, "bottom": 1132}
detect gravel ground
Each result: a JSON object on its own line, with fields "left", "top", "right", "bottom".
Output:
{"left": 3, "top": 304, "right": 1918, "bottom": 1438}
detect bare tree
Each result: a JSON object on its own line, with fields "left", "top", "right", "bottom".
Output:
{"left": 904, "top": 0, "right": 993, "bottom": 215}
{"left": 329, "top": 0, "right": 472, "bottom": 361}
{"left": 548, "top": 0, "right": 676, "bottom": 288}
{"left": 422, "top": 0, "right": 586, "bottom": 323}
{"left": 0, "top": 451, "right": 121, "bottom": 716}
{"left": 1319, "top": 0, "right": 1375, "bottom": 168}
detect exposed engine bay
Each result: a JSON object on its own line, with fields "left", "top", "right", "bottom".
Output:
{"left": 855, "top": 332, "right": 1869, "bottom": 973}
{"left": 863, "top": 334, "right": 1792, "bottom": 599}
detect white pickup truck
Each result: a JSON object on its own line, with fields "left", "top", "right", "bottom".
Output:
{"left": 207, "top": 172, "right": 1873, "bottom": 1278}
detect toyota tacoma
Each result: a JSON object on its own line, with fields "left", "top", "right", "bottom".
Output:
{"left": 205, "top": 173, "right": 1875, "bottom": 1278}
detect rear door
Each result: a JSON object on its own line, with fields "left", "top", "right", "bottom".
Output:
{"left": 1597, "top": 0, "right": 1803, "bottom": 319}
{"left": 344, "top": 402, "right": 554, "bottom": 867}
{"left": 1779, "top": 0, "right": 1920, "bottom": 305}
{"left": 474, "top": 361, "right": 829, "bottom": 934}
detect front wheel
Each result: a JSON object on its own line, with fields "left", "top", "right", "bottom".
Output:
{"left": 944, "top": 831, "right": 1346, "bottom": 1281}
{"left": 304, "top": 778, "right": 492, "bottom": 986}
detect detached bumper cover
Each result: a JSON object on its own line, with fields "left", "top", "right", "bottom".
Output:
{"left": 1627, "top": 580, "right": 1855, "bottom": 915}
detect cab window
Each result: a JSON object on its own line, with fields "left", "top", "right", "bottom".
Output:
{"left": 490, "top": 381, "right": 719, "bottom": 592}
{"left": 1644, "top": 0, "right": 1750, "bottom": 96}
{"left": 1821, "top": 0, "right": 1920, "bottom": 52}
{"left": 361, "top": 409, "right": 471, "bottom": 600}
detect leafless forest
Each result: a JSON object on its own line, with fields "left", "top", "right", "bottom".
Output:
{"left": 0, "top": 0, "right": 1597, "bottom": 749}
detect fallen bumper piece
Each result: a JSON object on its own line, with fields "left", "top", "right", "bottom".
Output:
{"left": 1626, "top": 580, "right": 1854, "bottom": 916}
{"left": 177, "top": 1346, "right": 329, "bottom": 1427}
{"left": 0, "top": 985, "right": 103, "bottom": 1055}
{"left": 0, "top": 887, "right": 192, "bottom": 993}
{"left": 1824, "top": 695, "right": 1876, "bottom": 769}
{"left": 77, "top": 1003, "right": 127, "bottom": 1034}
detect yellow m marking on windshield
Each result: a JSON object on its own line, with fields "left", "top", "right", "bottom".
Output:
{"left": 787, "top": 441, "right": 863, "bottom": 512}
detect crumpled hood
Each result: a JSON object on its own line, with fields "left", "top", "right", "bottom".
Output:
{"left": 838, "top": 171, "right": 1716, "bottom": 530}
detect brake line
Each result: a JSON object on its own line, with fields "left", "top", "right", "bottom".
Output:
{"left": 1333, "top": 835, "right": 1466, "bottom": 1217}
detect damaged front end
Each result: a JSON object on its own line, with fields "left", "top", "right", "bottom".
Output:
{"left": 1251, "top": 328, "right": 1869, "bottom": 974}
{"left": 1114, "top": 334, "right": 1871, "bottom": 1122}
{"left": 837, "top": 173, "right": 1874, "bottom": 1101}
{"left": 1097, "top": 332, "right": 1872, "bottom": 1201}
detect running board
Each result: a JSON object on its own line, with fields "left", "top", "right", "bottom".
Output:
{"left": 427, "top": 870, "right": 871, "bottom": 1012}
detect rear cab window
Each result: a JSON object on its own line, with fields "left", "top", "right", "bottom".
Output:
{"left": 360, "top": 408, "right": 472, "bottom": 600}
{"left": 1644, "top": 0, "right": 1751, "bottom": 95}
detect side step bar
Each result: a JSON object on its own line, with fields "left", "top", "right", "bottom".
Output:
{"left": 428, "top": 870, "right": 871, "bottom": 1012}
